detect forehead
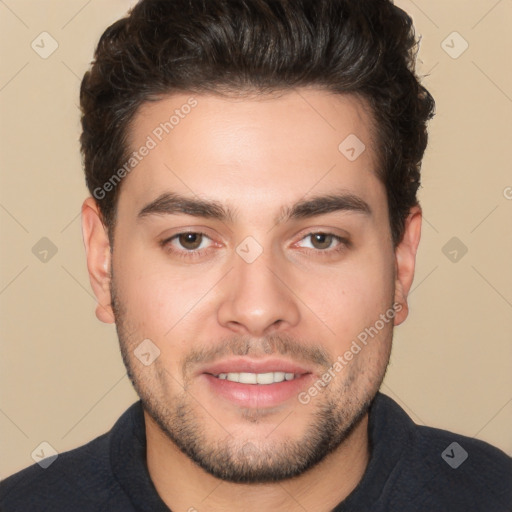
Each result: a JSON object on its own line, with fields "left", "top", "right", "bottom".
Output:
{"left": 119, "top": 88, "right": 382, "bottom": 217}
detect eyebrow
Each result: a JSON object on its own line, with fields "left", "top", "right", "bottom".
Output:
{"left": 137, "top": 191, "right": 371, "bottom": 225}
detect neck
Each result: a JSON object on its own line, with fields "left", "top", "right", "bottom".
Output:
{"left": 145, "top": 412, "right": 370, "bottom": 512}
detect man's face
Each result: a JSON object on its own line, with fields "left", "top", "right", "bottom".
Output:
{"left": 88, "top": 89, "right": 415, "bottom": 483}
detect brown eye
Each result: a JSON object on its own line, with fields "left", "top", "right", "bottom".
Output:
{"left": 160, "top": 231, "right": 215, "bottom": 261}
{"left": 177, "top": 233, "right": 204, "bottom": 250}
{"left": 295, "top": 232, "right": 349, "bottom": 255}
{"left": 309, "top": 233, "right": 336, "bottom": 250}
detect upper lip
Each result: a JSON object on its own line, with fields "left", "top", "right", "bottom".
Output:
{"left": 198, "top": 357, "right": 315, "bottom": 377}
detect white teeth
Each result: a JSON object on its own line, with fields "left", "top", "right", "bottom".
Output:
{"left": 273, "top": 371, "right": 285, "bottom": 383}
{"left": 239, "top": 372, "right": 257, "bottom": 384}
{"left": 256, "top": 372, "right": 274, "bottom": 384}
{"left": 215, "top": 372, "right": 298, "bottom": 384}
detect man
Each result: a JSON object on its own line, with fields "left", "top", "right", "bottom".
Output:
{"left": 1, "top": 0, "right": 511, "bottom": 510}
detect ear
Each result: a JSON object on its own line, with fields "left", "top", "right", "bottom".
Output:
{"left": 393, "top": 206, "right": 422, "bottom": 326}
{"left": 81, "top": 197, "right": 115, "bottom": 324}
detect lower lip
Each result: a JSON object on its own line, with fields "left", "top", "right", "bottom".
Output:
{"left": 202, "top": 373, "right": 314, "bottom": 408}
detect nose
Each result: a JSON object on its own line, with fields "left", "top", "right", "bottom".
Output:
{"left": 216, "top": 249, "right": 301, "bottom": 337}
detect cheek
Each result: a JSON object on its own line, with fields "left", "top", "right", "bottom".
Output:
{"left": 308, "top": 251, "right": 395, "bottom": 340}
{"left": 112, "top": 244, "right": 185, "bottom": 330}
{"left": 113, "top": 242, "right": 225, "bottom": 348}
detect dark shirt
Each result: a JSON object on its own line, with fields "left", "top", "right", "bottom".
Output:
{"left": 1, "top": 392, "right": 511, "bottom": 511}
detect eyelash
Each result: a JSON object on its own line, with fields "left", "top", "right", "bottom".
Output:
{"left": 159, "top": 231, "right": 350, "bottom": 260}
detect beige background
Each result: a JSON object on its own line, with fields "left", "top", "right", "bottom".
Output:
{"left": 1, "top": 0, "right": 511, "bottom": 478}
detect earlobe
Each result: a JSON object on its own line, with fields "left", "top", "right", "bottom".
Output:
{"left": 393, "top": 206, "right": 422, "bottom": 326}
{"left": 81, "top": 197, "right": 115, "bottom": 324}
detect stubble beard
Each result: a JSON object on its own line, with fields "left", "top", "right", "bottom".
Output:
{"left": 110, "top": 272, "right": 392, "bottom": 483}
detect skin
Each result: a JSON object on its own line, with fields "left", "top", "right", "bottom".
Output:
{"left": 81, "top": 88, "right": 422, "bottom": 512}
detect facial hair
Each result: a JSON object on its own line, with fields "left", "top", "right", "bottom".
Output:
{"left": 110, "top": 268, "right": 393, "bottom": 483}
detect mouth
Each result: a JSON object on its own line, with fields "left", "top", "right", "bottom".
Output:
{"left": 198, "top": 358, "right": 316, "bottom": 408}
{"left": 210, "top": 371, "right": 301, "bottom": 384}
